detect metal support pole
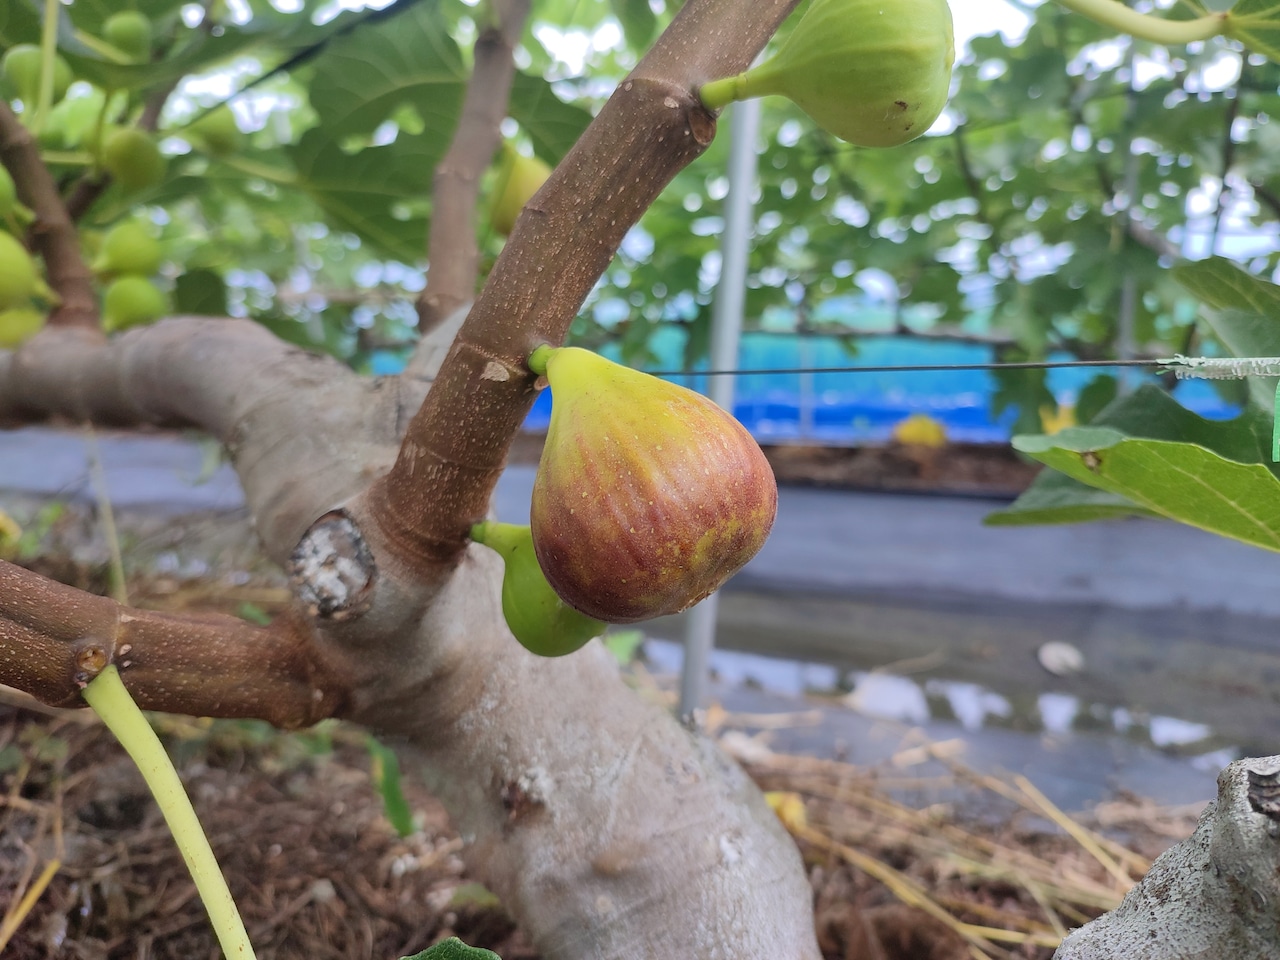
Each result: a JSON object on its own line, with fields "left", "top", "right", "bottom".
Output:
{"left": 679, "top": 98, "right": 761, "bottom": 716}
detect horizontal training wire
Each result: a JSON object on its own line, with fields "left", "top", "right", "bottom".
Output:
{"left": 646, "top": 356, "right": 1280, "bottom": 381}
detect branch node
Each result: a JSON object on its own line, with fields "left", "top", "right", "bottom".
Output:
{"left": 72, "top": 637, "right": 111, "bottom": 687}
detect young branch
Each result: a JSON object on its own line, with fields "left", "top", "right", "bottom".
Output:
{"left": 0, "top": 100, "right": 99, "bottom": 329}
{"left": 415, "top": 0, "right": 531, "bottom": 335}
{"left": 0, "top": 561, "right": 348, "bottom": 727}
{"left": 372, "top": 0, "right": 804, "bottom": 569}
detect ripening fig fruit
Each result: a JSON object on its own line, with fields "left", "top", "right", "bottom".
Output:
{"left": 99, "top": 128, "right": 166, "bottom": 193}
{"left": 489, "top": 144, "right": 551, "bottom": 236}
{"left": 186, "top": 106, "right": 244, "bottom": 157}
{"left": 102, "top": 276, "right": 167, "bottom": 332}
{"left": 528, "top": 346, "right": 777, "bottom": 623}
{"left": 103, "top": 11, "right": 153, "bottom": 63}
{"left": 470, "top": 521, "right": 606, "bottom": 657}
{"left": 0, "top": 233, "right": 38, "bottom": 309}
{"left": 92, "top": 221, "right": 162, "bottom": 278}
{"left": 2, "top": 44, "right": 74, "bottom": 107}
{"left": 700, "top": 0, "right": 955, "bottom": 148}
{"left": 0, "top": 307, "right": 45, "bottom": 348}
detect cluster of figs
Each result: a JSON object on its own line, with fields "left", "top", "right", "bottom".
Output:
{"left": 0, "top": 10, "right": 252, "bottom": 347}
{"left": 474, "top": 0, "right": 955, "bottom": 656}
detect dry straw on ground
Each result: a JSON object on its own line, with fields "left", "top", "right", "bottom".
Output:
{"left": 1, "top": 667, "right": 1203, "bottom": 960}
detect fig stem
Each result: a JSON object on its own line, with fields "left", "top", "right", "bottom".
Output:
{"left": 1054, "top": 0, "right": 1226, "bottom": 45}
{"left": 33, "top": 0, "right": 59, "bottom": 135}
{"left": 469, "top": 521, "right": 493, "bottom": 543}
{"left": 528, "top": 344, "right": 556, "bottom": 377}
{"left": 698, "top": 74, "right": 747, "bottom": 111}
{"left": 82, "top": 665, "right": 257, "bottom": 960}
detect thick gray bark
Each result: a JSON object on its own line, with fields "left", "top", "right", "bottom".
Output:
{"left": 1055, "top": 755, "right": 1280, "bottom": 960}
{"left": 0, "top": 317, "right": 821, "bottom": 958}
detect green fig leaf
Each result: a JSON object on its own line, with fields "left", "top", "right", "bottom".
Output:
{"left": 367, "top": 736, "right": 415, "bottom": 838}
{"left": 1224, "top": 0, "right": 1280, "bottom": 63}
{"left": 400, "top": 937, "right": 501, "bottom": 960}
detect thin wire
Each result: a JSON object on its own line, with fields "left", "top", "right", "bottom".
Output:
{"left": 649, "top": 359, "right": 1164, "bottom": 378}
{"left": 647, "top": 357, "right": 1280, "bottom": 380}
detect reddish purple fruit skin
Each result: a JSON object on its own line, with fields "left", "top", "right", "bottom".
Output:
{"left": 530, "top": 348, "right": 777, "bottom": 623}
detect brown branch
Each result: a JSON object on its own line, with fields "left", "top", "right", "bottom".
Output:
{"left": 416, "top": 0, "right": 531, "bottom": 334}
{"left": 370, "top": 0, "right": 804, "bottom": 569}
{"left": 0, "top": 100, "right": 100, "bottom": 330}
{"left": 0, "top": 561, "right": 349, "bottom": 726}
{"left": 0, "top": 319, "right": 404, "bottom": 567}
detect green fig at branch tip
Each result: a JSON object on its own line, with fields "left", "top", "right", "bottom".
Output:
{"left": 528, "top": 347, "right": 777, "bottom": 624}
{"left": 102, "top": 276, "right": 167, "bottom": 333}
{"left": 470, "top": 520, "right": 607, "bottom": 658}
{"left": 699, "top": 0, "right": 955, "bottom": 149}
{"left": 102, "top": 11, "right": 154, "bottom": 64}
{"left": 489, "top": 143, "right": 551, "bottom": 236}
{"left": 92, "top": 221, "right": 163, "bottom": 278}
{"left": 0, "top": 306, "right": 46, "bottom": 349}
{"left": 1, "top": 44, "right": 74, "bottom": 109}
{"left": 98, "top": 128, "right": 166, "bottom": 193}
{"left": 0, "top": 232, "right": 40, "bottom": 311}
{"left": 185, "top": 105, "right": 245, "bottom": 158}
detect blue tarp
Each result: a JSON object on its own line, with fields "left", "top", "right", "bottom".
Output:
{"left": 375, "top": 331, "right": 1238, "bottom": 444}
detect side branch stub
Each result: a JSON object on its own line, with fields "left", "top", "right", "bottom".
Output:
{"left": 0, "top": 560, "right": 350, "bottom": 727}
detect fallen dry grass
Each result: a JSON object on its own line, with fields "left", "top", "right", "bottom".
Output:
{"left": 0, "top": 569, "right": 1205, "bottom": 960}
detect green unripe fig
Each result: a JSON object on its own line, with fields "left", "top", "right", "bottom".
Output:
{"left": 99, "top": 128, "right": 166, "bottom": 193}
{"left": 0, "top": 166, "right": 15, "bottom": 219}
{"left": 471, "top": 521, "right": 606, "bottom": 656}
{"left": 44, "top": 90, "right": 109, "bottom": 150}
{"left": 0, "top": 307, "right": 46, "bottom": 349}
{"left": 489, "top": 144, "right": 551, "bottom": 236}
{"left": 103, "top": 11, "right": 153, "bottom": 63}
{"left": 2, "top": 44, "right": 74, "bottom": 107}
{"left": 93, "top": 221, "right": 163, "bottom": 278}
{"left": 186, "top": 106, "right": 244, "bottom": 157}
{"left": 528, "top": 346, "right": 778, "bottom": 623}
{"left": 102, "top": 276, "right": 167, "bottom": 332}
{"left": 0, "top": 233, "right": 38, "bottom": 309}
{"left": 701, "top": 0, "right": 955, "bottom": 148}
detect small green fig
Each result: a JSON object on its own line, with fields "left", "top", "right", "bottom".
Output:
{"left": 186, "top": 106, "right": 244, "bottom": 157}
{"left": 0, "top": 233, "right": 38, "bottom": 309}
{"left": 103, "top": 11, "right": 153, "bottom": 63}
{"left": 528, "top": 346, "right": 777, "bottom": 623}
{"left": 0, "top": 307, "right": 45, "bottom": 348}
{"left": 2, "top": 44, "right": 74, "bottom": 107}
{"left": 43, "top": 90, "right": 109, "bottom": 150}
{"left": 489, "top": 144, "right": 551, "bottom": 236}
{"left": 102, "top": 276, "right": 167, "bottom": 332}
{"left": 99, "top": 128, "right": 166, "bottom": 193}
{"left": 0, "top": 166, "right": 16, "bottom": 219}
{"left": 92, "top": 221, "right": 163, "bottom": 278}
{"left": 700, "top": 0, "right": 955, "bottom": 148}
{"left": 471, "top": 520, "right": 606, "bottom": 657}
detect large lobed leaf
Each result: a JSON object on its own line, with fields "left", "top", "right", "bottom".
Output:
{"left": 287, "top": 1, "right": 589, "bottom": 260}
{"left": 1009, "top": 424, "right": 1280, "bottom": 552}
{"left": 991, "top": 256, "right": 1280, "bottom": 543}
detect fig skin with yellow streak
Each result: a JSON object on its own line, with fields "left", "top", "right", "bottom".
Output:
{"left": 529, "top": 346, "right": 777, "bottom": 623}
